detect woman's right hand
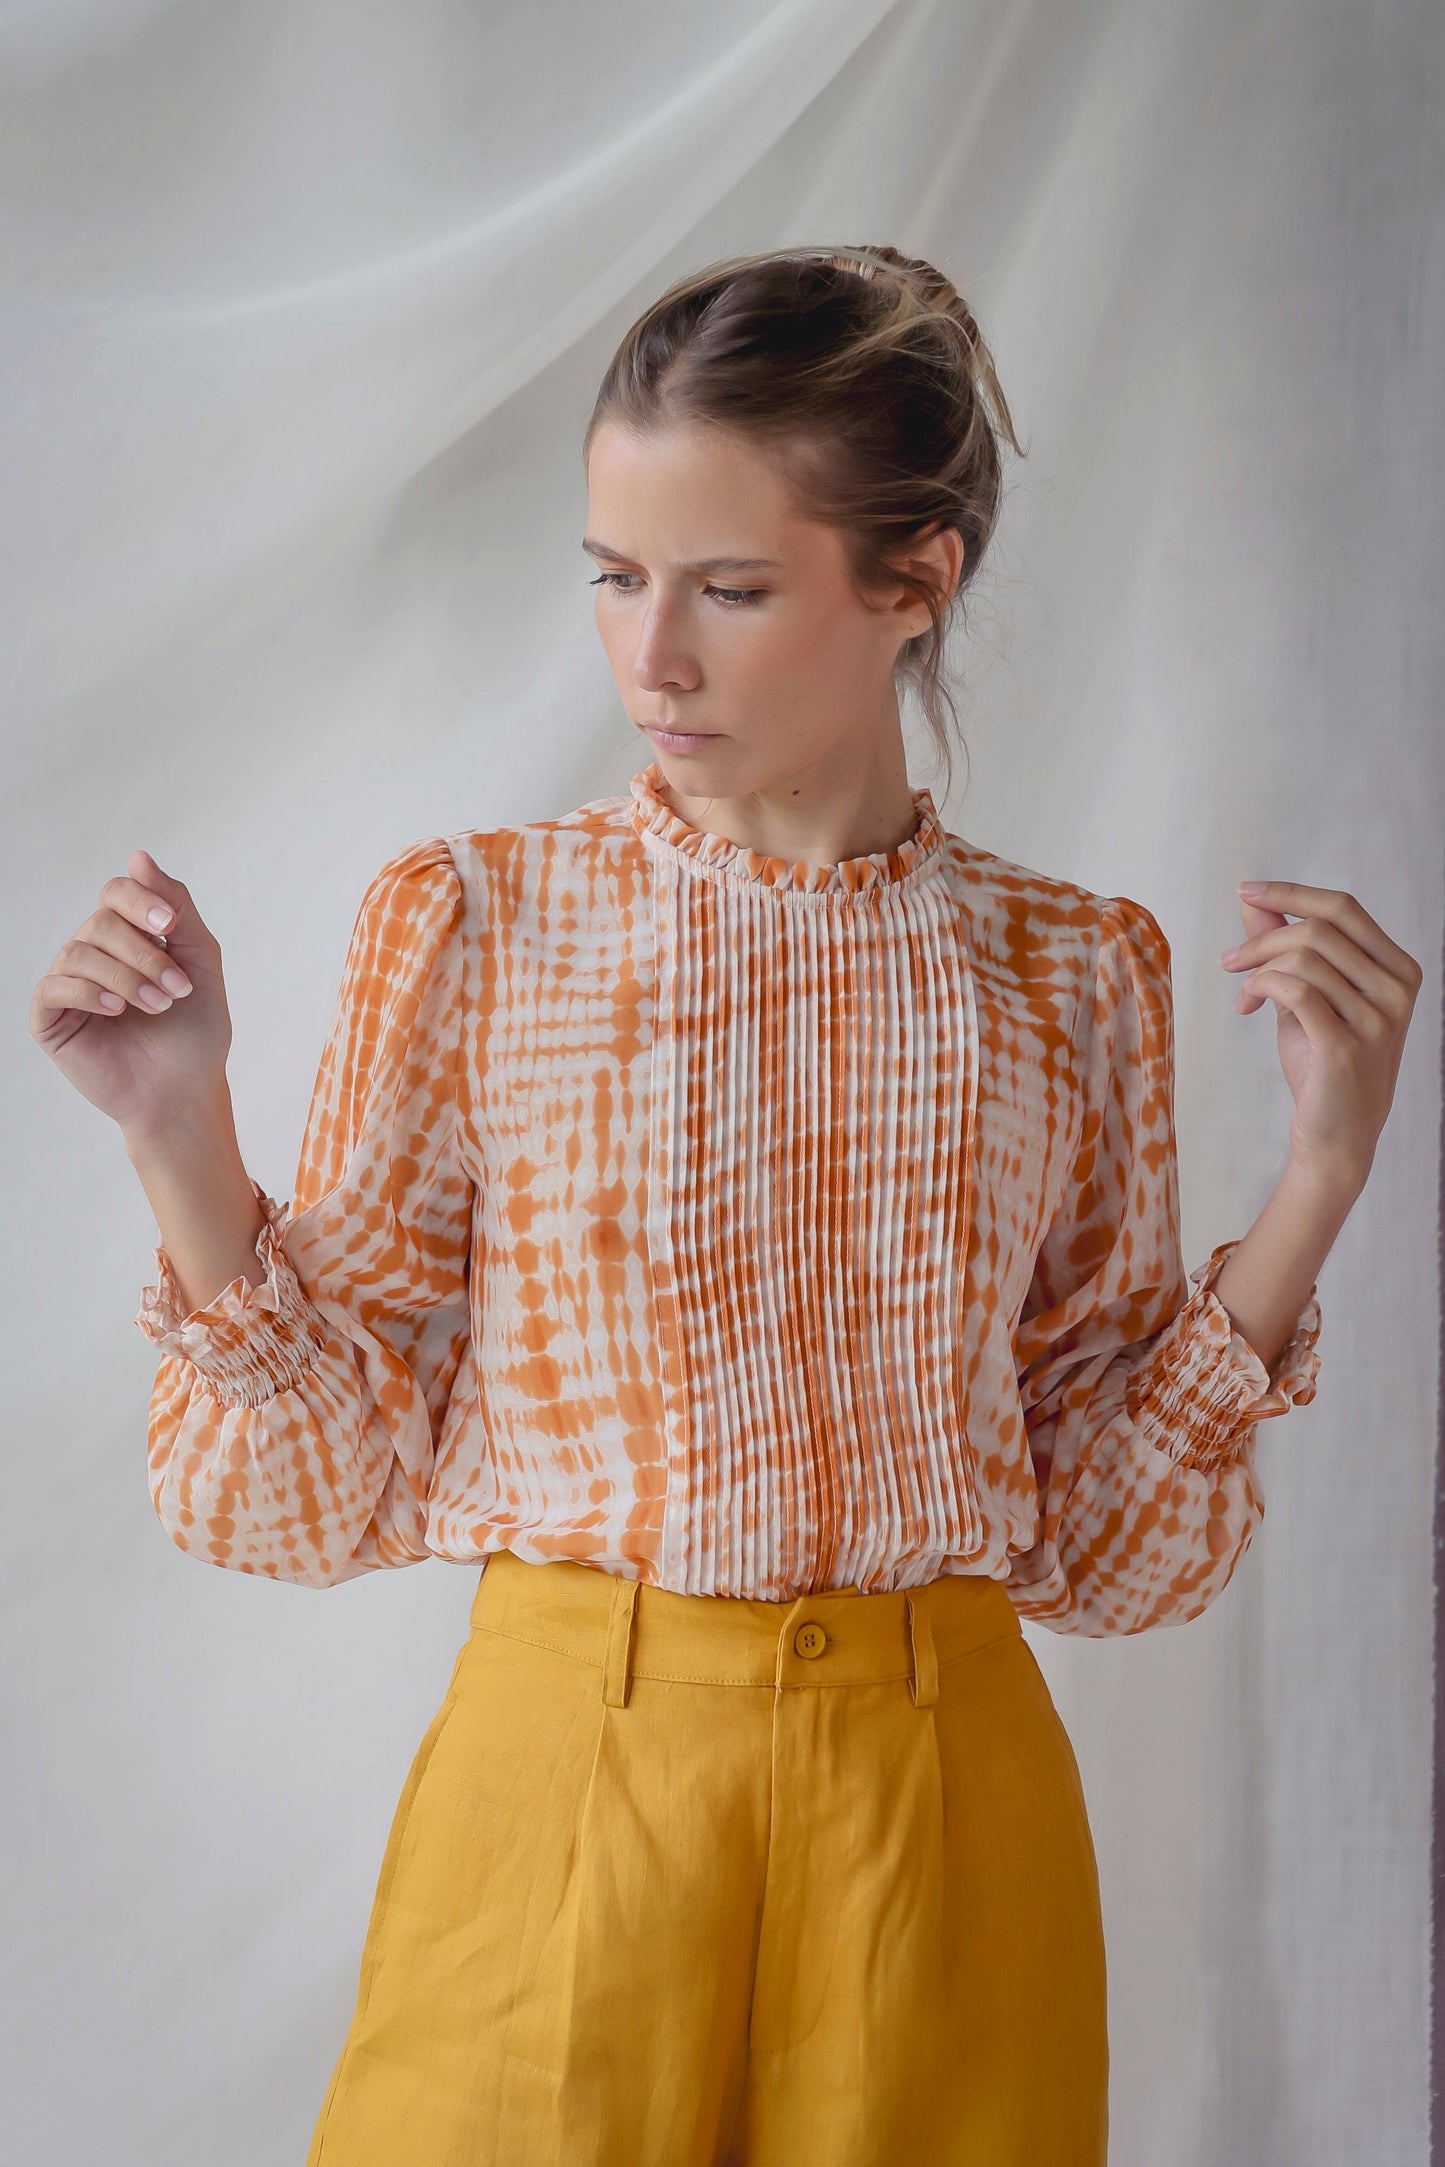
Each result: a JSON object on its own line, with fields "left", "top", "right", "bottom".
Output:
{"left": 29, "top": 849, "right": 235, "bottom": 1143}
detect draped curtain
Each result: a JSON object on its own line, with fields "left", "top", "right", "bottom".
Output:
{"left": 4, "top": 2, "right": 1440, "bottom": 2160}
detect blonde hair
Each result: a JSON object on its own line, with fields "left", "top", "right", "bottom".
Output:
{"left": 583, "top": 243, "right": 1026, "bottom": 806}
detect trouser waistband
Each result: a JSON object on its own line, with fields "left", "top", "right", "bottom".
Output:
{"left": 466, "top": 1549, "right": 1022, "bottom": 1709}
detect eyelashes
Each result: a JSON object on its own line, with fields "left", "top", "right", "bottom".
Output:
{"left": 588, "top": 572, "right": 763, "bottom": 610}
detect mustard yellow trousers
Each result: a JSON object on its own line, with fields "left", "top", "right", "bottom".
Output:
{"left": 306, "top": 1550, "right": 1108, "bottom": 2165}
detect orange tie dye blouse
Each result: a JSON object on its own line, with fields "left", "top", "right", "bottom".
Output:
{"left": 134, "top": 761, "right": 1322, "bottom": 1632}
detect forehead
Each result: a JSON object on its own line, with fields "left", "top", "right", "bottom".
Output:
{"left": 585, "top": 420, "right": 819, "bottom": 561}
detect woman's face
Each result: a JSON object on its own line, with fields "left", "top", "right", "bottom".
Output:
{"left": 584, "top": 419, "right": 956, "bottom": 797}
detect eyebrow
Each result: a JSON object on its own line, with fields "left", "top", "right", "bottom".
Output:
{"left": 581, "top": 537, "right": 784, "bottom": 574}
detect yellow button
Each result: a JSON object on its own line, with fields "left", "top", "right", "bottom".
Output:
{"left": 794, "top": 1622, "right": 828, "bottom": 1659}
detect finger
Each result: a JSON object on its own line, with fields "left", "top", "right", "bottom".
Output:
{"left": 124, "top": 852, "right": 200, "bottom": 940}
{"left": 96, "top": 872, "right": 186, "bottom": 942}
{"left": 46, "top": 935, "right": 183, "bottom": 1017}
{"left": 1238, "top": 897, "right": 1288, "bottom": 940}
{"left": 1224, "top": 919, "right": 1416, "bottom": 1019}
{"left": 1236, "top": 967, "right": 1353, "bottom": 1048}
{"left": 1231, "top": 904, "right": 1300, "bottom": 1010}
{"left": 80, "top": 906, "right": 194, "bottom": 999}
{"left": 1236, "top": 882, "right": 1420, "bottom": 988}
{"left": 1237, "top": 950, "right": 1379, "bottom": 1036}
{"left": 31, "top": 969, "right": 129, "bottom": 1031}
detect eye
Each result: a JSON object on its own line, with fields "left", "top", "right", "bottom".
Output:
{"left": 707, "top": 586, "right": 764, "bottom": 609}
{"left": 588, "top": 572, "right": 764, "bottom": 610}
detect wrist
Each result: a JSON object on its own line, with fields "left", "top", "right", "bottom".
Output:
{"left": 123, "top": 1085, "right": 238, "bottom": 1171}
{"left": 1280, "top": 1144, "right": 1369, "bottom": 1216}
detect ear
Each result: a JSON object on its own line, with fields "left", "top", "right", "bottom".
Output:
{"left": 883, "top": 521, "right": 965, "bottom": 632}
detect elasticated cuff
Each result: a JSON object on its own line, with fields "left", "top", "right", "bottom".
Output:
{"left": 134, "top": 1178, "right": 333, "bottom": 1409}
{"left": 1122, "top": 1239, "right": 1323, "bottom": 1472}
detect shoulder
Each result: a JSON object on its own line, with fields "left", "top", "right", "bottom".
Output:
{"left": 944, "top": 831, "right": 1162, "bottom": 967}
{"left": 439, "top": 789, "right": 641, "bottom": 923}
{"left": 358, "top": 790, "right": 633, "bottom": 909}
{"left": 340, "top": 803, "right": 636, "bottom": 998}
{"left": 360, "top": 832, "right": 463, "bottom": 901}
{"left": 349, "top": 834, "right": 468, "bottom": 950}
{"left": 444, "top": 788, "right": 634, "bottom": 866}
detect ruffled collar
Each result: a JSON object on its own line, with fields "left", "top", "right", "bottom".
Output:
{"left": 627, "top": 760, "right": 947, "bottom": 900}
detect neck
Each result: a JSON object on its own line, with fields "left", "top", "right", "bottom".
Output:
{"left": 653, "top": 737, "right": 923, "bottom": 871}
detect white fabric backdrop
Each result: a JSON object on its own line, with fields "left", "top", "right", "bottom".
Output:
{"left": 4, "top": 2, "right": 1440, "bottom": 2160}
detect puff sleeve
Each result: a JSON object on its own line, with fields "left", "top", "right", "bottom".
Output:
{"left": 134, "top": 836, "right": 475, "bottom": 1588}
{"left": 1004, "top": 894, "right": 1323, "bottom": 1636}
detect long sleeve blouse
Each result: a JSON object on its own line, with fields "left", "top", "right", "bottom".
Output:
{"left": 134, "top": 761, "right": 1322, "bottom": 1631}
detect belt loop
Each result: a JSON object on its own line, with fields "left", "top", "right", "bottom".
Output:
{"left": 907, "top": 1588, "right": 939, "bottom": 1707}
{"left": 602, "top": 1575, "right": 639, "bottom": 1708}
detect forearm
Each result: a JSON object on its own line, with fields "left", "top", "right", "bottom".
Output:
{"left": 124, "top": 1088, "right": 268, "bottom": 1316}
{"left": 1207, "top": 1153, "right": 1361, "bottom": 1376}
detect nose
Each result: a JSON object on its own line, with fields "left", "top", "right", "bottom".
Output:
{"left": 630, "top": 602, "right": 698, "bottom": 693}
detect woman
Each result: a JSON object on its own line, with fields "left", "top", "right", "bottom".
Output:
{"left": 31, "top": 246, "right": 1421, "bottom": 2163}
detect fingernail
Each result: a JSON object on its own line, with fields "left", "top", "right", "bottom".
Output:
{"left": 148, "top": 905, "right": 174, "bottom": 929}
{"left": 1238, "top": 880, "right": 1267, "bottom": 898}
{"left": 1220, "top": 945, "right": 1239, "bottom": 964}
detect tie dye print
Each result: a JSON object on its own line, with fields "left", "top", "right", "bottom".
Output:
{"left": 134, "top": 762, "right": 1322, "bottom": 1630}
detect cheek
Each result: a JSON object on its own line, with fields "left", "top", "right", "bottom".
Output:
{"left": 594, "top": 610, "right": 633, "bottom": 677}
{"left": 761, "top": 607, "right": 866, "bottom": 694}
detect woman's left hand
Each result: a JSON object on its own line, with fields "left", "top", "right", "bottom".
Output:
{"left": 1220, "top": 879, "right": 1423, "bottom": 1193}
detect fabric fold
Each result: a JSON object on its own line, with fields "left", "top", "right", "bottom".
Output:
{"left": 1123, "top": 1238, "right": 1323, "bottom": 1473}
{"left": 134, "top": 1176, "right": 332, "bottom": 1410}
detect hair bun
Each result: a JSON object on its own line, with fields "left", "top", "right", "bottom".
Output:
{"left": 835, "top": 245, "right": 955, "bottom": 310}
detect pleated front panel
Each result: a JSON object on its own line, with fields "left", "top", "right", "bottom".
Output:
{"left": 642, "top": 849, "right": 981, "bottom": 1598}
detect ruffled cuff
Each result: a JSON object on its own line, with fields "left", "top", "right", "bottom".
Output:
{"left": 134, "top": 1177, "right": 333, "bottom": 1409}
{"left": 1123, "top": 1239, "right": 1323, "bottom": 1473}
